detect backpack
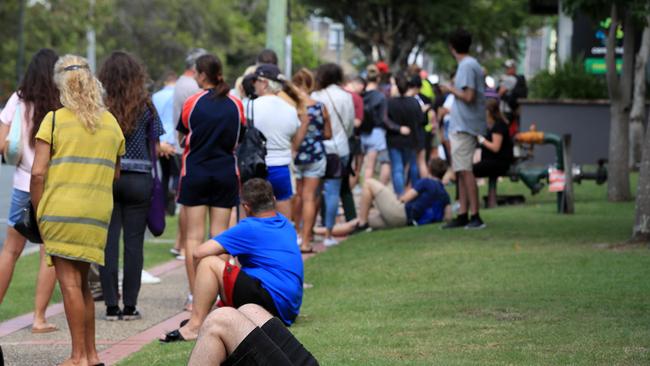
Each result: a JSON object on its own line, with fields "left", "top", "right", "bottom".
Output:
{"left": 237, "top": 100, "right": 268, "bottom": 183}
{"left": 505, "top": 75, "right": 528, "bottom": 110}
{"left": 360, "top": 91, "right": 380, "bottom": 134}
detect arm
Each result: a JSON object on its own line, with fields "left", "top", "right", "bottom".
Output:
{"left": 479, "top": 132, "right": 503, "bottom": 153}
{"left": 447, "top": 85, "right": 475, "bottom": 104}
{"left": 0, "top": 123, "right": 9, "bottom": 152}
{"left": 193, "top": 239, "right": 228, "bottom": 261}
{"left": 322, "top": 105, "right": 333, "bottom": 140}
{"left": 291, "top": 112, "right": 310, "bottom": 152}
{"left": 383, "top": 100, "right": 410, "bottom": 135}
{"left": 30, "top": 139, "right": 51, "bottom": 210}
{"left": 398, "top": 188, "right": 419, "bottom": 204}
{"left": 115, "top": 157, "right": 121, "bottom": 181}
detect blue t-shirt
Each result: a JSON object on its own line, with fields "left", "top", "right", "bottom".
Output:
{"left": 405, "top": 178, "right": 450, "bottom": 225}
{"left": 295, "top": 102, "right": 326, "bottom": 165}
{"left": 215, "top": 213, "right": 304, "bottom": 325}
{"left": 450, "top": 56, "right": 487, "bottom": 136}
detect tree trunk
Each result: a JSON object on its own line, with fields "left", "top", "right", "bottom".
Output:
{"left": 629, "top": 18, "right": 650, "bottom": 171}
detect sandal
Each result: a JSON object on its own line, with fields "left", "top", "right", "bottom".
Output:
{"left": 31, "top": 324, "right": 58, "bottom": 334}
{"left": 160, "top": 329, "right": 186, "bottom": 343}
{"left": 300, "top": 246, "right": 315, "bottom": 254}
{"left": 179, "top": 319, "right": 189, "bottom": 327}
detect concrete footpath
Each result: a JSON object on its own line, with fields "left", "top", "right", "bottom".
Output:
{"left": 0, "top": 248, "right": 323, "bottom": 366}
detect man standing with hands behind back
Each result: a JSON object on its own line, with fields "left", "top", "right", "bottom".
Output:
{"left": 440, "top": 29, "right": 487, "bottom": 229}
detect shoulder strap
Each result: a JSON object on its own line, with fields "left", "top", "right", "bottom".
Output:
{"left": 50, "top": 111, "right": 55, "bottom": 156}
{"left": 324, "top": 90, "right": 342, "bottom": 154}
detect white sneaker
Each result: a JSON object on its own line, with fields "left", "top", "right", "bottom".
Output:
{"left": 176, "top": 255, "right": 185, "bottom": 261}
{"left": 323, "top": 237, "right": 339, "bottom": 247}
{"left": 170, "top": 248, "right": 181, "bottom": 256}
{"left": 297, "top": 236, "right": 302, "bottom": 246}
{"left": 140, "top": 270, "right": 161, "bottom": 284}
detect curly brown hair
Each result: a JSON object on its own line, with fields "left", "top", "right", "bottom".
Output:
{"left": 98, "top": 51, "right": 150, "bottom": 135}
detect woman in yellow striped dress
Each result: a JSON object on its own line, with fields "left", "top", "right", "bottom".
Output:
{"left": 31, "top": 54, "right": 125, "bottom": 366}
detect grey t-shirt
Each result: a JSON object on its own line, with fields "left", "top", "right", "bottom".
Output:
{"left": 450, "top": 56, "right": 486, "bottom": 136}
{"left": 173, "top": 76, "right": 200, "bottom": 135}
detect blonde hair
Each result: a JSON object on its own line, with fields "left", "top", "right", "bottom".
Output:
{"left": 53, "top": 55, "right": 105, "bottom": 133}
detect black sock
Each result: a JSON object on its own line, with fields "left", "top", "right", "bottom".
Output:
{"left": 470, "top": 213, "right": 480, "bottom": 221}
{"left": 457, "top": 213, "right": 468, "bottom": 222}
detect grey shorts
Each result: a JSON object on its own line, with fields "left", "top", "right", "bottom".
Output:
{"left": 293, "top": 158, "right": 326, "bottom": 179}
{"left": 450, "top": 132, "right": 477, "bottom": 172}
{"left": 361, "top": 128, "right": 387, "bottom": 153}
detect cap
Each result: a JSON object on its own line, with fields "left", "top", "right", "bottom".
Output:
{"left": 375, "top": 61, "right": 389, "bottom": 74}
{"left": 254, "top": 64, "right": 285, "bottom": 83}
{"left": 504, "top": 59, "right": 516, "bottom": 68}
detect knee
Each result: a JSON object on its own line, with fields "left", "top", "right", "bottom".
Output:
{"left": 237, "top": 304, "right": 273, "bottom": 326}
{"left": 201, "top": 307, "right": 241, "bottom": 336}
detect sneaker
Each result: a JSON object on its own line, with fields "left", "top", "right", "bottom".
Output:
{"left": 122, "top": 306, "right": 142, "bottom": 321}
{"left": 176, "top": 255, "right": 186, "bottom": 261}
{"left": 442, "top": 216, "right": 469, "bottom": 229}
{"left": 323, "top": 237, "right": 339, "bottom": 247}
{"left": 297, "top": 236, "right": 302, "bottom": 246}
{"left": 465, "top": 215, "right": 486, "bottom": 230}
{"left": 351, "top": 222, "right": 371, "bottom": 235}
{"left": 105, "top": 306, "right": 122, "bottom": 321}
{"left": 141, "top": 270, "right": 161, "bottom": 284}
{"left": 170, "top": 248, "right": 181, "bottom": 256}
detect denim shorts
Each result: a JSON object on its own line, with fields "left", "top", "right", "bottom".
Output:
{"left": 293, "top": 158, "right": 326, "bottom": 179}
{"left": 361, "top": 127, "right": 387, "bottom": 153}
{"left": 7, "top": 188, "right": 30, "bottom": 227}
{"left": 266, "top": 165, "right": 293, "bottom": 201}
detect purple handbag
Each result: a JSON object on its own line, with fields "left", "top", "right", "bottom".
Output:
{"left": 147, "top": 109, "right": 166, "bottom": 236}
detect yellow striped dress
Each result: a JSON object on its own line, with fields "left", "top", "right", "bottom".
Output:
{"left": 35, "top": 108, "right": 125, "bottom": 265}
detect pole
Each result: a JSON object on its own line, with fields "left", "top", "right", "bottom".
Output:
{"left": 86, "top": 0, "right": 96, "bottom": 73}
{"left": 265, "top": 0, "right": 288, "bottom": 72}
{"left": 16, "top": 0, "right": 26, "bottom": 86}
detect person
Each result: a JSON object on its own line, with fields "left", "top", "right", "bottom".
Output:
{"left": 473, "top": 98, "right": 514, "bottom": 208}
{"left": 160, "top": 178, "right": 304, "bottom": 343}
{"left": 153, "top": 71, "right": 179, "bottom": 215}
{"left": 31, "top": 54, "right": 125, "bottom": 366}
{"left": 498, "top": 59, "right": 527, "bottom": 136}
{"left": 188, "top": 304, "right": 318, "bottom": 365}
{"left": 0, "top": 49, "right": 60, "bottom": 333}
{"left": 387, "top": 72, "right": 422, "bottom": 195}
{"left": 343, "top": 75, "right": 365, "bottom": 189}
{"left": 406, "top": 75, "right": 436, "bottom": 176}
{"left": 441, "top": 29, "right": 487, "bottom": 230}
{"left": 177, "top": 53, "right": 246, "bottom": 314}
{"left": 290, "top": 69, "right": 332, "bottom": 253}
{"left": 170, "top": 48, "right": 206, "bottom": 263}
{"left": 251, "top": 64, "right": 304, "bottom": 219}
{"left": 321, "top": 158, "right": 451, "bottom": 235}
{"left": 257, "top": 48, "right": 279, "bottom": 65}
{"left": 311, "top": 63, "right": 355, "bottom": 247}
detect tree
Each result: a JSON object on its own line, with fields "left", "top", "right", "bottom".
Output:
{"left": 563, "top": 0, "right": 649, "bottom": 202}
{"left": 300, "top": 0, "right": 531, "bottom": 70}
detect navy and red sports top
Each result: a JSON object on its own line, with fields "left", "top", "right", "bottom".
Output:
{"left": 177, "top": 89, "right": 245, "bottom": 178}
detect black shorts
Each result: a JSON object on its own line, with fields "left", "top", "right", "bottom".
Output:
{"left": 222, "top": 318, "right": 319, "bottom": 366}
{"left": 223, "top": 263, "right": 281, "bottom": 321}
{"left": 177, "top": 174, "right": 239, "bottom": 208}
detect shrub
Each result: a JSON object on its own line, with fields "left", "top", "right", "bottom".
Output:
{"left": 529, "top": 59, "right": 608, "bottom": 100}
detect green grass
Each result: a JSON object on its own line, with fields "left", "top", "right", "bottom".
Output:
{"left": 0, "top": 217, "right": 178, "bottom": 322}
{"left": 119, "top": 178, "right": 650, "bottom": 365}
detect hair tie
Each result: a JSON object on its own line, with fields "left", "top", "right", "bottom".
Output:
{"left": 63, "top": 64, "right": 89, "bottom": 72}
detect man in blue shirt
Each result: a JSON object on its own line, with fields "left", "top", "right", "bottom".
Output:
{"left": 161, "top": 179, "right": 304, "bottom": 343}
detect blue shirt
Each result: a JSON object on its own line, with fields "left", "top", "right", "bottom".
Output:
{"left": 450, "top": 56, "right": 486, "bottom": 136}
{"left": 215, "top": 213, "right": 304, "bottom": 325}
{"left": 121, "top": 106, "right": 164, "bottom": 173}
{"left": 153, "top": 85, "right": 177, "bottom": 148}
{"left": 295, "top": 102, "right": 326, "bottom": 165}
{"left": 405, "top": 178, "right": 450, "bottom": 225}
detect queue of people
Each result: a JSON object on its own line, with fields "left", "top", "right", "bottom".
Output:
{"left": 0, "top": 27, "right": 522, "bottom": 365}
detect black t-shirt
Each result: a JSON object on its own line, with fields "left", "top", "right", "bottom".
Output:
{"left": 386, "top": 96, "right": 423, "bottom": 148}
{"left": 481, "top": 120, "right": 513, "bottom": 163}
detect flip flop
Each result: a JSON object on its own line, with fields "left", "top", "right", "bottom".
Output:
{"left": 160, "top": 329, "right": 186, "bottom": 343}
{"left": 31, "top": 325, "right": 58, "bottom": 334}
{"left": 179, "top": 319, "right": 189, "bottom": 327}
{"left": 300, "top": 247, "right": 315, "bottom": 254}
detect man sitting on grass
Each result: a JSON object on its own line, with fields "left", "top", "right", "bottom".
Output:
{"left": 161, "top": 178, "right": 304, "bottom": 342}
{"left": 188, "top": 304, "right": 318, "bottom": 365}
{"left": 321, "top": 158, "right": 451, "bottom": 236}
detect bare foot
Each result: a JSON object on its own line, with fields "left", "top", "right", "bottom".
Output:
{"left": 57, "top": 357, "right": 89, "bottom": 366}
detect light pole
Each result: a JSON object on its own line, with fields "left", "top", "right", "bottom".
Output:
{"left": 265, "top": 0, "right": 288, "bottom": 71}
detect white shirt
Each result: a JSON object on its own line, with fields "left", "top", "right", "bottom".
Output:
{"left": 311, "top": 85, "right": 354, "bottom": 157}
{"left": 0, "top": 92, "right": 35, "bottom": 192}
{"left": 251, "top": 95, "right": 300, "bottom": 166}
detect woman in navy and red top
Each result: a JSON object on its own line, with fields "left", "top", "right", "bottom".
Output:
{"left": 177, "top": 53, "right": 245, "bottom": 305}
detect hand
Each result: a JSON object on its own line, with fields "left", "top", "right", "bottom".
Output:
{"left": 439, "top": 84, "right": 451, "bottom": 94}
{"left": 477, "top": 135, "right": 486, "bottom": 145}
{"left": 158, "top": 142, "right": 175, "bottom": 157}
{"left": 399, "top": 126, "right": 411, "bottom": 135}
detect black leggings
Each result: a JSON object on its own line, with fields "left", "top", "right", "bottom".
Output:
{"left": 100, "top": 172, "right": 152, "bottom": 307}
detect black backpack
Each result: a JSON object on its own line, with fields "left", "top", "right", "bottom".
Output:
{"left": 506, "top": 75, "right": 528, "bottom": 110}
{"left": 237, "top": 100, "right": 267, "bottom": 183}
{"left": 360, "top": 91, "right": 380, "bottom": 134}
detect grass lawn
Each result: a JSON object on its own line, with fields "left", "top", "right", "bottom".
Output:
{"left": 118, "top": 178, "right": 650, "bottom": 365}
{"left": 0, "top": 216, "right": 178, "bottom": 322}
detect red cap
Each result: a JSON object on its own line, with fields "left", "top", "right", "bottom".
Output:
{"left": 376, "top": 61, "right": 389, "bottom": 74}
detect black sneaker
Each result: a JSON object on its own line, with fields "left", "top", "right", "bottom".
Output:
{"left": 105, "top": 306, "right": 122, "bottom": 321}
{"left": 122, "top": 306, "right": 142, "bottom": 321}
{"left": 442, "top": 215, "right": 468, "bottom": 229}
{"left": 351, "top": 222, "right": 371, "bottom": 235}
{"left": 465, "top": 215, "right": 486, "bottom": 230}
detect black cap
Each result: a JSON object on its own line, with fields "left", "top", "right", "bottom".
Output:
{"left": 254, "top": 64, "right": 285, "bottom": 83}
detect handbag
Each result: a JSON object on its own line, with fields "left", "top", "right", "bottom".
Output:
{"left": 237, "top": 100, "right": 268, "bottom": 183}
{"left": 13, "top": 110, "right": 55, "bottom": 244}
{"left": 3, "top": 102, "right": 23, "bottom": 165}
{"left": 146, "top": 108, "right": 166, "bottom": 237}
{"left": 323, "top": 90, "right": 345, "bottom": 179}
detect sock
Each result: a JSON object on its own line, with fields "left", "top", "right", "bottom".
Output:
{"left": 457, "top": 213, "right": 468, "bottom": 222}
{"left": 470, "top": 213, "right": 480, "bottom": 221}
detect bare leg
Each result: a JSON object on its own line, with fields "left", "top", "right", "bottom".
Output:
{"left": 177, "top": 205, "right": 186, "bottom": 258}
{"left": 183, "top": 205, "right": 208, "bottom": 306}
{"left": 487, "top": 177, "right": 498, "bottom": 208}
{"left": 379, "top": 163, "right": 391, "bottom": 185}
{"left": 363, "top": 150, "right": 378, "bottom": 182}
{"left": 0, "top": 228, "right": 28, "bottom": 304}
{"left": 417, "top": 149, "right": 429, "bottom": 178}
{"left": 300, "top": 177, "right": 320, "bottom": 251}
{"left": 32, "top": 246, "right": 57, "bottom": 331}
{"left": 188, "top": 307, "right": 257, "bottom": 366}
{"left": 293, "top": 179, "right": 304, "bottom": 235}
{"left": 53, "top": 256, "right": 90, "bottom": 366}
{"left": 209, "top": 207, "right": 232, "bottom": 237}
{"left": 275, "top": 199, "right": 292, "bottom": 219}
{"left": 175, "top": 256, "right": 226, "bottom": 340}
{"left": 457, "top": 171, "right": 468, "bottom": 215}
{"left": 461, "top": 170, "right": 480, "bottom": 215}
{"left": 358, "top": 179, "right": 380, "bottom": 225}
{"left": 82, "top": 266, "right": 100, "bottom": 365}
